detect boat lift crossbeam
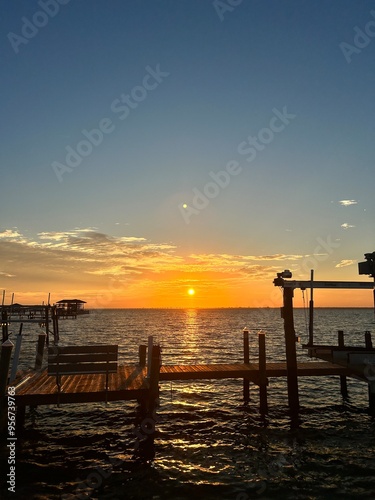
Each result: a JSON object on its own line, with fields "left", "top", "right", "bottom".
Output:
{"left": 274, "top": 279, "right": 374, "bottom": 290}
{"left": 273, "top": 270, "right": 374, "bottom": 349}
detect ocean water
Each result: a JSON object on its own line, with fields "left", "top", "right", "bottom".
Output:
{"left": 1, "top": 308, "right": 375, "bottom": 499}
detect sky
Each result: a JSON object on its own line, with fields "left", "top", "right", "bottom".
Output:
{"left": 0, "top": 0, "right": 374, "bottom": 308}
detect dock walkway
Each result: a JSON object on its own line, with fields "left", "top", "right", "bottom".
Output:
{"left": 13, "top": 361, "right": 351, "bottom": 408}
{"left": 15, "top": 365, "right": 149, "bottom": 406}
{"left": 160, "top": 361, "right": 350, "bottom": 381}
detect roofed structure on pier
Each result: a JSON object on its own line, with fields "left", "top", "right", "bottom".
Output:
{"left": 55, "top": 299, "right": 88, "bottom": 315}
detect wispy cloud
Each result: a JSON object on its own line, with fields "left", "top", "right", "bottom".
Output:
{"left": 335, "top": 259, "right": 356, "bottom": 268}
{"left": 0, "top": 229, "right": 309, "bottom": 289}
{"left": 0, "top": 229, "right": 181, "bottom": 283}
{"left": 341, "top": 223, "right": 355, "bottom": 229}
{"left": 188, "top": 253, "right": 304, "bottom": 276}
{"left": 0, "top": 271, "right": 15, "bottom": 278}
{"left": 0, "top": 228, "right": 25, "bottom": 241}
{"left": 339, "top": 200, "right": 358, "bottom": 206}
{"left": 0, "top": 228, "right": 338, "bottom": 306}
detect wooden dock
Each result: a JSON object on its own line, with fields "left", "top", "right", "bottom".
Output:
{"left": 1, "top": 325, "right": 373, "bottom": 434}
{"left": 159, "top": 361, "right": 350, "bottom": 381}
{"left": 12, "top": 360, "right": 350, "bottom": 409}
{"left": 14, "top": 365, "right": 149, "bottom": 406}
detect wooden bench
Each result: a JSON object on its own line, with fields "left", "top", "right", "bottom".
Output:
{"left": 48, "top": 345, "right": 118, "bottom": 398}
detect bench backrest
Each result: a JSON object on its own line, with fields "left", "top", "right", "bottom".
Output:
{"left": 48, "top": 345, "right": 118, "bottom": 376}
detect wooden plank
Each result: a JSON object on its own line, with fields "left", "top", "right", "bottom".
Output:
{"left": 16, "top": 388, "right": 149, "bottom": 406}
{"left": 48, "top": 362, "right": 117, "bottom": 375}
{"left": 34, "top": 372, "right": 57, "bottom": 395}
{"left": 64, "top": 373, "right": 105, "bottom": 394}
{"left": 48, "top": 353, "right": 118, "bottom": 363}
{"left": 15, "top": 372, "right": 45, "bottom": 395}
{"left": 48, "top": 345, "right": 118, "bottom": 355}
{"left": 304, "top": 345, "right": 375, "bottom": 352}
{"left": 123, "top": 365, "right": 147, "bottom": 390}
{"left": 117, "top": 365, "right": 129, "bottom": 390}
{"left": 14, "top": 365, "right": 150, "bottom": 406}
{"left": 61, "top": 373, "right": 85, "bottom": 393}
{"left": 159, "top": 362, "right": 351, "bottom": 381}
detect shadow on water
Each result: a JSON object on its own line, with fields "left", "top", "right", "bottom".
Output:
{"left": 1, "top": 400, "right": 160, "bottom": 500}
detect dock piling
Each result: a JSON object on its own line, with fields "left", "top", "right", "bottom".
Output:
{"left": 365, "top": 331, "right": 375, "bottom": 414}
{"left": 2, "top": 311, "right": 8, "bottom": 343}
{"left": 243, "top": 329, "right": 250, "bottom": 402}
{"left": 44, "top": 306, "right": 49, "bottom": 346}
{"left": 149, "top": 344, "right": 161, "bottom": 411}
{"left": 35, "top": 333, "right": 46, "bottom": 370}
{"left": 283, "top": 287, "right": 299, "bottom": 415}
{"left": 147, "top": 335, "right": 154, "bottom": 378}
{"left": 0, "top": 339, "right": 13, "bottom": 395}
{"left": 10, "top": 323, "right": 23, "bottom": 383}
{"left": 368, "top": 382, "right": 375, "bottom": 415}
{"left": 338, "top": 330, "right": 348, "bottom": 397}
{"left": 308, "top": 269, "right": 314, "bottom": 346}
{"left": 0, "top": 339, "right": 13, "bottom": 433}
{"left": 52, "top": 306, "right": 59, "bottom": 344}
{"left": 365, "top": 331, "right": 373, "bottom": 349}
{"left": 258, "top": 331, "right": 268, "bottom": 414}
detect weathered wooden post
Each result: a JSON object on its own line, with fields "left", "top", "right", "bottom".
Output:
{"left": 283, "top": 286, "right": 299, "bottom": 415}
{"left": 147, "top": 335, "right": 153, "bottom": 377}
{"left": 258, "top": 331, "right": 268, "bottom": 414}
{"left": 0, "top": 339, "right": 13, "bottom": 396}
{"left": 35, "top": 333, "right": 46, "bottom": 370}
{"left": 338, "top": 330, "right": 348, "bottom": 397}
{"left": 365, "top": 331, "right": 373, "bottom": 349}
{"left": 2, "top": 310, "right": 8, "bottom": 343}
{"left": 10, "top": 324, "right": 23, "bottom": 383}
{"left": 148, "top": 344, "right": 161, "bottom": 411}
{"left": 308, "top": 269, "right": 314, "bottom": 346}
{"left": 364, "top": 331, "right": 375, "bottom": 414}
{"left": 243, "top": 329, "right": 250, "bottom": 402}
{"left": 44, "top": 306, "right": 49, "bottom": 346}
{"left": 52, "top": 306, "right": 59, "bottom": 344}
{"left": 368, "top": 381, "right": 375, "bottom": 415}
{"left": 139, "top": 344, "right": 147, "bottom": 366}
{"left": 0, "top": 339, "right": 13, "bottom": 432}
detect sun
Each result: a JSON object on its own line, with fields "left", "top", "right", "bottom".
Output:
{"left": 187, "top": 288, "right": 195, "bottom": 296}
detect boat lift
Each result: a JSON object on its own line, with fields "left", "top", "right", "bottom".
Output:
{"left": 273, "top": 252, "right": 375, "bottom": 415}
{"left": 274, "top": 251, "right": 375, "bottom": 346}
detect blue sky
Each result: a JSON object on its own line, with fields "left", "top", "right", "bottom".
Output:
{"left": 0, "top": 0, "right": 374, "bottom": 307}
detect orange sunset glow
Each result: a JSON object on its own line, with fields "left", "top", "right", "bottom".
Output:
{"left": 0, "top": 228, "right": 373, "bottom": 309}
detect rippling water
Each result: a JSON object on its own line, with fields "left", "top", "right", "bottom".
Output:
{"left": 2, "top": 308, "right": 375, "bottom": 499}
